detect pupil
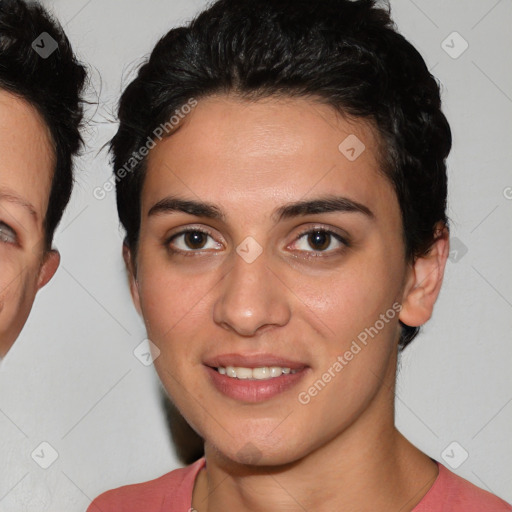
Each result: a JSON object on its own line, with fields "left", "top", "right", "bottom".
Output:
{"left": 186, "top": 231, "right": 206, "bottom": 249}
{"left": 308, "top": 231, "right": 330, "bottom": 251}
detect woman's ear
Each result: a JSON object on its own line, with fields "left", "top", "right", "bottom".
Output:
{"left": 122, "top": 243, "right": 142, "bottom": 316}
{"left": 399, "top": 222, "right": 450, "bottom": 328}
{"left": 37, "top": 249, "right": 60, "bottom": 289}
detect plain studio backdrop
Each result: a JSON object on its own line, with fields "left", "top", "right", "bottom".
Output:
{"left": 0, "top": 0, "right": 511, "bottom": 510}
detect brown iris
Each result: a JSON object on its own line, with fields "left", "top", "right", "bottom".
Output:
{"left": 307, "top": 231, "right": 331, "bottom": 251}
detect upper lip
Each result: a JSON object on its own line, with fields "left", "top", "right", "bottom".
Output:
{"left": 204, "top": 353, "right": 307, "bottom": 370}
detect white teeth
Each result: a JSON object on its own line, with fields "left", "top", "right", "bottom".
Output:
{"left": 252, "top": 367, "right": 270, "bottom": 379}
{"left": 269, "top": 366, "right": 282, "bottom": 377}
{"left": 235, "top": 367, "right": 253, "bottom": 380}
{"left": 216, "top": 366, "right": 299, "bottom": 380}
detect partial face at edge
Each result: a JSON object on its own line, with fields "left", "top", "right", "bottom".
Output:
{"left": 125, "top": 95, "right": 447, "bottom": 465}
{"left": 0, "top": 89, "right": 59, "bottom": 358}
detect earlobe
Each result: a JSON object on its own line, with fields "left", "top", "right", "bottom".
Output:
{"left": 37, "top": 249, "right": 60, "bottom": 289}
{"left": 122, "top": 243, "right": 142, "bottom": 316}
{"left": 399, "top": 223, "right": 450, "bottom": 328}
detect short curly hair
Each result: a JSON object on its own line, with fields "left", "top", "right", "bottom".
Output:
{"left": 111, "top": 0, "right": 452, "bottom": 349}
{"left": 0, "top": 0, "right": 86, "bottom": 248}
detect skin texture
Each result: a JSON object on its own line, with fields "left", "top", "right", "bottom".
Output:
{"left": 0, "top": 89, "right": 60, "bottom": 358}
{"left": 124, "top": 95, "right": 449, "bottom": 511}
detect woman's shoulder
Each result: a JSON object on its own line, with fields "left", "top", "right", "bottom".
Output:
{"left": 87, "top": 457, "right": 206, "bottom": 512}
{"left": 414, "top": 461, "right": 511, "bottom": 511}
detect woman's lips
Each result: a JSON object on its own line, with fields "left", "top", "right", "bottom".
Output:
{"left": 204, "top": 365, "right": 309, "bottom": 403}
{"left": 203, "top": 352, "right": 307, "bottom": 370}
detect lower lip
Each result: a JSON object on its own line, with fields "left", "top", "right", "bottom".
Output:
{"left": 205, "top": 366, "right": 309, "bottom": 403}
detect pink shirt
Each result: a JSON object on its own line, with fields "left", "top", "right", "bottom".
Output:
{"left": 87, "top": 458, "right": 511, "bottom": 511}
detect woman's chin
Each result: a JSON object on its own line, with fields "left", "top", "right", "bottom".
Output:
{"left": 208, "top": 435, "right": 310, "bottom": 469}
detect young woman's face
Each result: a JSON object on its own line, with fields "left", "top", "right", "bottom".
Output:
{"left": 130, "top": 95, "right": 415, "bottom": 465}
{"left": 0, "top": 90, "right": 58, "bottom": 358}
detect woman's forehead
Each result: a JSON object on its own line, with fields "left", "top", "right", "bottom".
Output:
{"left": 142, "top": 95, "right": 388, "bottom": 208}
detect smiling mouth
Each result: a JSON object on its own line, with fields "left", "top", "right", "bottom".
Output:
{"left": 205, "top": 362, "right": 309, "bottom": 402}
{"left": 215, "top": 366, "right": 301, "bottom": 380}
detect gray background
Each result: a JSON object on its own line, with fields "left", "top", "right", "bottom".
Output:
{"left": 0, "top": 0, "right": 510, "bottom": 510}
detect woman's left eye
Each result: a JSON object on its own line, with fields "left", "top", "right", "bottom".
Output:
{"left": 0, "top": 222, "right": 17, "bottom": 245}
{"left": 291, "top": 228, "right": 347, "bottom": 254}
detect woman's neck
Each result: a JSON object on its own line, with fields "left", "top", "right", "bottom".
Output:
{"left": 191, "top": 412, "right": 438, "bottom": 512}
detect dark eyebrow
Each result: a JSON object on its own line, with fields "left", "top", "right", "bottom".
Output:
{"left": 273, "top": 195, "right": 374, "bottom": 222}
{"left": 148, "top": 194, "right": 373, "bottom": 223}
{"left": 0, "top": 190, "right": 38, "bottom": 220}
{"left": 148, "top": 197, "right": 225, "bottom": 221}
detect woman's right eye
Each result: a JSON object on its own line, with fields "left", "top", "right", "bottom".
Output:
{"left": 166, "top": 228, "right": 222, "bottom": 254}
{"left": 0, "top": 222, "right": 17, "bottom": 244}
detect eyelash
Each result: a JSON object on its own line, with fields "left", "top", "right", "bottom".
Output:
{"left": 165, "top": 225, "right": 349, "bottom": 259}
{"left": 0, "top": 221, "right": 18, "bottom": 245}
{"left": 292, "top": 226, "right": 349, "bottom": 259}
